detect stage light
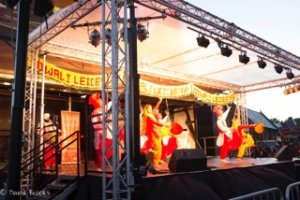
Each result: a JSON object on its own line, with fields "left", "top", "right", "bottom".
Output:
{"left": 196, "top": 35, "right": 210, "bottom": 48}
{"left": 34, "top": 0, "right": 54, "bottom": 17}
{"left": 219, "top": 44, "right": 232, "bottom": 57}
{"left": 283, "top": 84, "right": 300, "bottom": 95}
{"left": 136, "top": 23, "right": 149, "bottom": 42}
{"left": 274, "top": 64, "right": 283, "bottom": 74}
{"left": 105, "top": 28, "right": 112, "bottom": 46}
{"left": 239, "top": 52, "right": 250, "bottom": 64}
{"left": 286, "top": 70, "right": 294, "bottom": 79}
{"left": 257, "top": 58, "right": 267, "bottom": 69}
{"left": 89, "top": 29, "right": 101, "bottom": 47}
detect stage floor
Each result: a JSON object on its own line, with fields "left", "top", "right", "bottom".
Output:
{"left": 55, "top": 156, "right": 298, "bottom": 177}
{"left": 137, "top": 158, "right": 300, "bottom": 200}
{"left": 146, "top": 156, "right": 290, "bottom": 177}
{"left": 33, "top": 157, "right": 299, "bottom": 200}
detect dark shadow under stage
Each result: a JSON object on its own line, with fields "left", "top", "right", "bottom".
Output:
{"left": 74, "top": 157, "right": 300, "bottom": 200}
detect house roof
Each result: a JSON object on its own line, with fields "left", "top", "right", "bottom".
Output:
{"left": 247, "top": 109, "right": 277, "bottom": 130}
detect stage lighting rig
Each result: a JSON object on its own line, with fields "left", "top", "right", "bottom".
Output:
{"left": 286, "top": 69, "right": 295, "bottom": 79}
{"left": 89, "top": 29, "right": 101, "bottom": 47}
{"left": 274, "top": 64, "right": 283, "bottom": 74}
{"left": 283, "top": 84, "right": 300, "bottom": 95}
{"left": 257, "top": 58, "right": 267, "bottom": 69}
{"left": 34, "top": 0, "right": 54, "bottom": 17}
{"left": 136, "top": 23, "right": 149, "bottom": 42}
{"left": 196, "top": 35, "right": 210, "bottom": 48}
{"left": 239, "top": 52, "right": 250, "bottom": 64}
{"left": 218, "top": 43, "right": 232, "bottom": 57}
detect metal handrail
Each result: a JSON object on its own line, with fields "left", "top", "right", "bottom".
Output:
{"left": 21, "top": 130, "right": 81, "bottom": 178}
{"left": 229, "top": 187, "right": 284, "bottom": 200}
{"left": 286, "top": 181, "right": 300, "bottom": 200}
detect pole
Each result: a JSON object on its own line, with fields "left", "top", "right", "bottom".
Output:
{"left": 128, "top": 0, "right": 141, "bottom": 186}
{"left": 6, "top": 0, "right": 31, "bottom": 199}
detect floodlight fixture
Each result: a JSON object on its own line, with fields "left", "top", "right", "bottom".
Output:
{"left": 257, "top": 58, "right": 267, "bottom": 69}
{"left": 196, "top": 35, "right": 210, "bottom": 48}
{"left": 89, "top": 29, "right": 101, "bottom": 47}
{"left": 286, "top": 69, "right": 294, "bottom": 79}
{"left": 136, "top": 23, "right": 149, "bottom": 42}
{"left": 219, "top": 43, "right": 232, "bottom": 57}
{"left": 34, "top": 0, "right": 54, "bottom": 17}
{"left": 274, "top": 64, "right": 283, "bottom": 74}
{"left": 239, "top": 52, "right": 250, "bottom": 64}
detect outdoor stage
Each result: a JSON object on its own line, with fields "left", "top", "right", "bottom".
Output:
{"left": 74, "top": 157, "right": 300, "bottom": 200}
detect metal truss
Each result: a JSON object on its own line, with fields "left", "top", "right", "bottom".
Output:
{"left": 100, "top": 0, "right": 133, "bottom": 199}
{"left": 138, "top": 65, "right": 241, "bottom": 92}
{"left": 28, "top": 0, "right": 101, "bottom": 49}
{"left": 21, "top": 49, "right": 38, "bottom": 190}
{"left": 43, "top": 41, "right": 103, "bottom": 66}
{"left": 236, "top": 92, "right": 248, "bottom": 126}
{"left": 136, "top": 0, "right": 300, "bottom": 71}
{"left": 243, "top": 75, "right": 300, "bottom": 93}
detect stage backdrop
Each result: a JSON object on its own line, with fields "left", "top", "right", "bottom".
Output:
{"left": 61, "top": 111, "right": 80, "bottom": 164}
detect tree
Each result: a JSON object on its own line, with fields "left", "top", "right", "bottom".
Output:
{"left": 270, "top": 118, "right": 282, "bottom": 124}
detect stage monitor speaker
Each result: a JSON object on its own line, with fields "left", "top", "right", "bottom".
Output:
{"left": 168, "top": 149, "right": 207, "bottom": 172}
{"left": 274, "top": 145, "right": 294, "bottom": 161}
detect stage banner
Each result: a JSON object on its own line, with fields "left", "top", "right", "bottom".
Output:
{"left": 61, "top": 111, "right": 80, "bottom": 164}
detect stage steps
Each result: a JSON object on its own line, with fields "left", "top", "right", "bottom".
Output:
{"left": 30, "top": 175, "right": 78, "bottom": 200}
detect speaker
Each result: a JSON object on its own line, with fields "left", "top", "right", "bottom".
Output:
{"left": 274, "top": 145, "right": 294, "bottom": 161}
{"left": 168, "top": 149, "right": 207, "bottom": 172}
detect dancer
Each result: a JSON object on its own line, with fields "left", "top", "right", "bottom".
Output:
{"left": 89, "top": 92, "right": 125, "bottom": 170}
{"left": 42, "top": 113, "right": 58, "bottom": 169}
{"left": 89, "top": 93, "right": 112, "bottom": 170}
{"left": 213, "top": 105, "right": 242, "bottom": 162}
{"left": 141, "top": 97, "right": 170, "bottom": 168}
{"left": 232, "top": 116, "right": 255, "bottom": 160}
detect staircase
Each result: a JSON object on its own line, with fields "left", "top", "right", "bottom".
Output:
{"left": 29, "top": 175, "right": 78, "bottom": 200}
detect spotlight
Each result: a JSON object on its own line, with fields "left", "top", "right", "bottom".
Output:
{"left": 239, "top": 52, "right": 250, "bottom": 64}
{"left": 257, "top": 58, "right": 267, "bottom": 69}
{"left": 220, "top": 45, "right": 232, "bottom": 57}
{"left": 274, "top": 64, "right": 283, "bottom": 74}
{"left": 136, "top": 24, "right": 149, "bottom": 42}
{"left": 196, "top": 35, "right": 210, "bottom": 48}
{"left": 283, "top": 85, "right": 300, "bottom": 95}
{"left": 34, "top": 0, "right": 54, "bottom": 17}
{"left": 286, "top": 70, "right": 294, "bottom": 79}
{"left": 105, "top": 28, "right": 112, "bottom": 46}
{"left": 89, "top": 29, "right": 101, "bottom": 47}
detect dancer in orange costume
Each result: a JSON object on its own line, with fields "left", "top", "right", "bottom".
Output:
{"left": 141, "top": 103, "right": 165, "bottom": 167}
{"left": 213, "top": 105, "right": 242, "bottom": 162}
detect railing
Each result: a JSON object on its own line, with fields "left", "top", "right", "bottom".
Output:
{"left": 22, "top": 129, "right": 81, "bottom": 178}
{"left": 229, "top": 187, "right": 284, "bottom": 200}
{"left": 286, "top": 181, "right": 300, "bottom": 200}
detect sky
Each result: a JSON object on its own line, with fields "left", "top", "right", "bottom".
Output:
{"left": 189, "top": 0, "right": 300, "bottom": 121}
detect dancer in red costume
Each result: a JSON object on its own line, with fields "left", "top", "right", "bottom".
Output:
{"left": 213, "top": 105, "right": 242, "bottom": 162}
{"left": 90, "top": 93, "right": 111, "bottom": 170}
{"left": 160, "top": 122, "right": 183, "bottom": 161}
{"left": 42, "top": 113, "right": 58, "bottom": 169}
